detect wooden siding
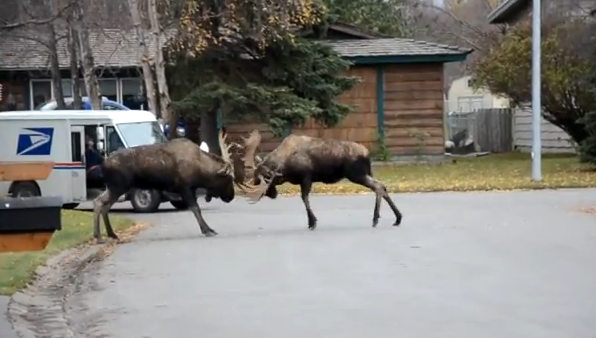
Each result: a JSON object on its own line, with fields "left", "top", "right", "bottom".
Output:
{"left": 383, "top": 64, "right": 445, "bottom": 155}
{"left": 226, "top": 63, "right": 448, "bottom": 157}
{"left": 514, "top": 105, "right": 576, "bottom": 153}
{"left": 293, "top": 66, "right": 378, "bottom": 149}
{"left": 0, "top": 78, "right": 28, "bottom": 111}
{"left": 226, "top": 66, "right": 379, "bottom": 152}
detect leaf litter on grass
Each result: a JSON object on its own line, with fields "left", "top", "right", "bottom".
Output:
{"left": 273, "top": 153, "right": 596, "bottom": 195}
{"left": 0, "top": 210, "right": 136, "bottom": 295}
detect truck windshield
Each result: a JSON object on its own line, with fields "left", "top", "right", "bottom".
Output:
{"left": 116, "top": 121, "right": 167, "bottom": 147}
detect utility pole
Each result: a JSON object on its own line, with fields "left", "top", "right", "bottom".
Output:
{"left": 531, "top": 0, "right": 542, "bottom": 181}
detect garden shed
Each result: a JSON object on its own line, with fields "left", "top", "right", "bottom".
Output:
{"left": 226, "top": 28, "right": 473, "bottom": 159}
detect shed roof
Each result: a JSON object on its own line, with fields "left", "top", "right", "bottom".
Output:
{"left": 324, "top": 38, "right": 472, "bottom": 64}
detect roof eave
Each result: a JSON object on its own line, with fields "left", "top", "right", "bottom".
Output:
{"left": 487, "top": 0, "right": 531, "bottom": 24}
{"left": 345, "top": 52, "right": 472, "bottom": 65}
{"left": 328, "top": 23, "right": 386, "bottom": 39}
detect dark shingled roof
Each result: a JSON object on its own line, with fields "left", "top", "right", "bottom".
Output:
{"left": 0, "top": 29, "right": 471, "bottom": 70}
{"left": 324, "top": 38, "right": 472, "bottom": 57}
{"left": 0, "top": 28, "right": 163, "bottom": 70}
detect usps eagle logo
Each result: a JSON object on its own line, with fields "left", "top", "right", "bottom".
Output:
{"left": 16, "top": 128, "right": 54, "bottom": 156}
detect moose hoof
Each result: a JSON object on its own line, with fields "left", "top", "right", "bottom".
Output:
{"left": 372, "top": 219, "right": 379, "bottom": 228}
{"left": 308, "top": 222, "right": 317, "bottom": 231}
{"left": 393, "top": 215, "right": 402, "bottom": 226}
{"left": 204, "top": 230, "right": 218, "bottom": 237}
{"left": 108, "top": 234, "right": 119, "bottom": 241}
{"left": 95, "top": 238, "right": 105, "bottom": 244}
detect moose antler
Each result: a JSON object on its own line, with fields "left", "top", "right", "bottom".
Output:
{"left": 241, "top": 130, "right": 262, "bottom": 170}
{"left": 218, "top": 129, "right": 235, "bottom": 177}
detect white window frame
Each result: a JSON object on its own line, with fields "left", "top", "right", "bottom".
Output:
{"left": 30, "top": 76, "right": 145, "bottom": 109}
{"left": 119, "top": 77, "right": 145, "bottom": 110}
{"left": 29, "top": 79, "right": 53, "bottom": 109}
{"left": 29, "top": 79, "right": 78, "bottom": 108}
{"left": 98, "top": 78, "right": 119, "bottom": 102}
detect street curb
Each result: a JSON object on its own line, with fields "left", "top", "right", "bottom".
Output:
{"left": 7, "top": 243, "right": 107, "bottom": 338}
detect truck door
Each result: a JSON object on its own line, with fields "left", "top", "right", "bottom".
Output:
{"left": 69, "top": 125, "right": 87, "bottom": 201}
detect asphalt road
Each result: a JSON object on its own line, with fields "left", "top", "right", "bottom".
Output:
{"left": 0, "top": 296, "right": 18, "bottom": 338}
{"left": 66, "top": 189, "right": 596, "bottom": 338}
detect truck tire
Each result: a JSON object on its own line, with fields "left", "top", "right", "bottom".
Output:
{"left": 10, "top": 181, "right": 41, "bottom": 198}
{"left": 170, "top": 200, "right": 188, "bottom": 210}
{"left": 130, "top": 189, "right": 161, "bottom": 213}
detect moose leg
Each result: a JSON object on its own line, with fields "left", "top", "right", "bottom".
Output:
{"left": 92, "top": 191, "right": 107, "bottom": 243}
{"left": 347, "top": 174, "right": 402, "bottom": 227}
{"left": 380, "top": 184, "right": 403, "bottom": 226}
{"left": 102, "top": 189, "right": 125, "bottom": 240}
{"left": 93, "top": 188, "right": 124, "bottom": 243}
{"left": 300, "top": 178, "right": 317, "bottom": 230}
{"left": 182, "top": 189, "right": 217, "bottom": 237}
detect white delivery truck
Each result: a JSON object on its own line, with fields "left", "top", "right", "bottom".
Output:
{"left": 0, "top": 110, "right": 192, "bottom": 212}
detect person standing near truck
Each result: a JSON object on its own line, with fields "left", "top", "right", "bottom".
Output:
{"left": 85, "top": 135, "right": 104, "bottom": 188}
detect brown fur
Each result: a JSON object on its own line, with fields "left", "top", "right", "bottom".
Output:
{"left": 241, "top": 131, "right": 403, "bottom": 230}
{"left": 92, "top": 130, "right": 251, "bottom": 243}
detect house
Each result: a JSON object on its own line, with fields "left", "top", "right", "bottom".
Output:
{"left": 446, "top": 75, "right": 509, "bottom": 113}
{"left": 487, "top": 0, "right": 586, "bottom": 153}
{"left": 0, "top": 29, "right": 149, "bottom": 112}
{"left": 226, "top": 27, "right": 473, "bottom": 159}
{"left": 0, "top": 23, "right": 378, "bottom": 113}
{"left": 0, "top": 24, "right": 473, "bottom": 159}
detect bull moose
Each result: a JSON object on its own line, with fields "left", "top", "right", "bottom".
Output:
{"left": 239, "top": 130, "right": 403, "bottom": 230}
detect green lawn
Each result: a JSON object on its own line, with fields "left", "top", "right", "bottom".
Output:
{"left": 274, "top": 152, "right": 596, "bottom": 194}
{"left": 0, "top": 210, "right": 134, "bottom": 295}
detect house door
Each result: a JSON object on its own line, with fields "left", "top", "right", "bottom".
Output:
{"left": 70, "top": 126, "right": 87, "bottom": 201}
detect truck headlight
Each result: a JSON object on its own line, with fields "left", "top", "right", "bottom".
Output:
{"left": 176, "top": 126, "right": 186, "bottom": 137}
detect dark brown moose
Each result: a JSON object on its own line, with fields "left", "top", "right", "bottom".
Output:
{"left": 92, "top": 130, "right": 261, "bottom": 243}
{"left": 239, "top": 130, "right": 403, "bottom": 230}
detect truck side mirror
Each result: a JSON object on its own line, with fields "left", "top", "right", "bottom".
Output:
{"left": 96, "top": 126, "right": 105, "bottom": 141}
{"left": 97, "top": 140, "right": 105, "bottom": 152}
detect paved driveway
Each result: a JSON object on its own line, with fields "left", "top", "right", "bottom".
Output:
{"left": 66, "top": 189, "right": 596, "bottom": 338}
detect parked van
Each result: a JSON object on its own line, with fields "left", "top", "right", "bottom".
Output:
{"left": 35, "top": 96, "right": 188, "bottom": 138}
{"left": 0, "top": 110, "right": 190, "bottom": 212}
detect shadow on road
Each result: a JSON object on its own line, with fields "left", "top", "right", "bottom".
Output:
{"left": 76, "top": 208, "right": 183, "bottom": 214}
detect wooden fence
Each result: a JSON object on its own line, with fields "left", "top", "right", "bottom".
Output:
{"left": 447, "top": 108, "right": 514, "bottom": 153}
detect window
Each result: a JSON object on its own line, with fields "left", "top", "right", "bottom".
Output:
{"left": 61, "top": 79, "right": 74, "bottom": 97}
{"left": 121, "top": 78, "right": 144, "bottom": 110}
{"left": 99, "top": 79, "right": 118, "bottom": 102}
{"left": 71, "top": 132, "right": 82, "bottom": 162}
{"left": 31, "top": 80, "right": 52, "bottom": 108}
{"left": 106, "top": 126, "right": 126, "bottom": 154}
{"left": 116, "top": 121, "right": 167, "bottom": 148}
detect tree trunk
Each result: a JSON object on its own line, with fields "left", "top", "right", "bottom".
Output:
{"left": 127, "top": 0, "right": 159, "bottom": 117}
{"left": 68, "top": 25, "right": 83, "bottom": 109}
{"left": 200, "top": 109, "right": 219, "bottom": 154}
{"left": 75, "top": 4, "right": 101, "bottom": 110}
{"left": 147, "top": 0, "right": 176, "bottom": 138}
{"left": 47, "top": 23, "right": 65, "bottom": 109}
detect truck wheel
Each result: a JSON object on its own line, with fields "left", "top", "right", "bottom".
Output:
{"left": 131, "top": 189, "right": 161, "bottom": 213}
{"left": 10, "top": 181, "right": 41, "bottom": 198}
{"left": 170, "top": 200, "right": 188, "bottom": 210}
{"left": 62, "top": 203, "right": 80, "bottom": 210}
